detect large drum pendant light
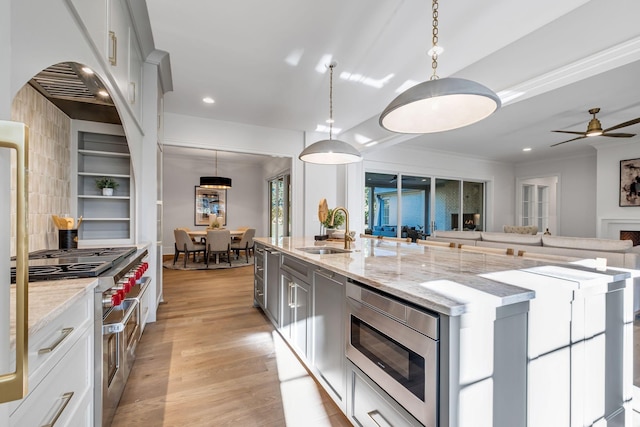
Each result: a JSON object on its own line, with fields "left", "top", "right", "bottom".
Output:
{"left": 200, "top": 150, "right": 232, "bottom": 189}
{"left": 379, "top": 0, "right": 500, "bottom": 134}
{"left": 299, "top": 62, "right": 362, "bottom": 164}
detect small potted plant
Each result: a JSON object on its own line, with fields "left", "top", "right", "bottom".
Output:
{"left": 95, "top": 177, "right": 119, "bottom": 196}
{"left": 322, "top": 208, "right": 345, "bottom": 238}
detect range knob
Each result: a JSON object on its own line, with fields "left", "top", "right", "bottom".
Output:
{"left": 103, "top": 291, "right": 122, "bottom": 308}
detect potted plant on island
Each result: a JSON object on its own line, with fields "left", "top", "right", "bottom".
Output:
{"left": 322, "top": 208, "right": 345, "bottom": 239}
{"left": 95, "top": 177, "right": 119, "bottom": 196}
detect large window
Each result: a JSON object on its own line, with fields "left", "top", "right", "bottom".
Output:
{"left": 365, "top": 172, "right": 484, "bottom": 239}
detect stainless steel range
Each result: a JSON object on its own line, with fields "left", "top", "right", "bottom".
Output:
{"left": 11, "top": 246, "right": 151, "bottom": 427}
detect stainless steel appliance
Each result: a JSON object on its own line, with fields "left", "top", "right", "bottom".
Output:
{"left": 346, "top": 279, "right": 439, "bottom": 426}
{"left": 11, "top": 246, "right": 150, "bottom": 426}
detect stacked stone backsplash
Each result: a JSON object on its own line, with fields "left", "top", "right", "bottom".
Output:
{"left": 10, "top": 84, "right": 71, "bottom": 256}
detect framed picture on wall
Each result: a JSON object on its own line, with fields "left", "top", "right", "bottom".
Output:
{"left": 195, "top": 186, "right": 227, "bottom": 225}
{"left": 620, "top": 158, "right": 640, "bottom": 207}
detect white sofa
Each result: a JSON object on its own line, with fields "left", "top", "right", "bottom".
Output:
{"left": 427, "top": 230, "right": 640, "bottom": 269}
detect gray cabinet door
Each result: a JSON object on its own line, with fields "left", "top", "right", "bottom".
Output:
{"left": 291, "top": 278, "right": 312, "bottom": 359}
{"left": 314, "top": 270, "right": 346, "bottom": 402}
{"left": 265, "top": 248, "right": 281, "bottom": 326}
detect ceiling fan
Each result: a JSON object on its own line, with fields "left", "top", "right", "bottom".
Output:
{"left": 551, "top": 108, "right": 640, "bottom": 147}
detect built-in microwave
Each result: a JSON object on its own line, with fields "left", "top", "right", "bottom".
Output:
{"left": 346, "top": 280, "right": 439, "bottom": 426}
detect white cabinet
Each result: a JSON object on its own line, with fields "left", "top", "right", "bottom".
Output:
{"left": 73, "top": 122, "right": 133, "bottom": 244}
{"left": 313, "top": 268, "right": 346, "bottom": 407}
{"left": 8, "top": 291, "right": 94, "bottom": 426}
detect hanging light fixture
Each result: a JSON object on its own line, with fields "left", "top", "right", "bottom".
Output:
{"left": 200, "top": 150, "right": 232, "bottom": 189}
{"left": 299, "top": 62, "right": 362, "bottom": 164}
{"left": 379, "top": 0, "right": 501, "bottom": 134}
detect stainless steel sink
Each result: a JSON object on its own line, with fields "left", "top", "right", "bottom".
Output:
{"left": 296, "top": 247, "right": 351, "bottom": 255}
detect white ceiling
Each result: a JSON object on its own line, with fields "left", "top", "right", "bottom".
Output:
{"left": 147, "top": 0, "right": 640, "bottom": 164}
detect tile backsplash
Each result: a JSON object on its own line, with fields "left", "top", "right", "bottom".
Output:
{"left": 10, "top": 84, "right": 71, "bottom": 255}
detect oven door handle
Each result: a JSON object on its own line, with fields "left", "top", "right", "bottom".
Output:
{"left": 102, "top": 300, "right": 138, "bottom": 335}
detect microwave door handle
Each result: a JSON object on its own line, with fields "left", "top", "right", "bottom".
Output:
{"left": 367, "top": 410, "right": 392, "bottom": 427}
{"left": 0, "top": 121, "right": 29, "bottom": 403}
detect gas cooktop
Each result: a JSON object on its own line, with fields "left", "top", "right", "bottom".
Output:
{"left": 10, "top": 246, "right": 137, "bottom": 283}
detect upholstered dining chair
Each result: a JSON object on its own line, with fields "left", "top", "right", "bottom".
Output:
{"left": 230, "top": 228, "right": 255, "bottom": 263}
{"left": 205, "top": 229, "right": 232, "bottom": 267}
{"left": 174, "top": 228, "right": 206, "bottom": 267}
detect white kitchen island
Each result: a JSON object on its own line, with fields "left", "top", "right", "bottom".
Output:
{"left": 253, "top": 236, "right": 633, "bottom": 427}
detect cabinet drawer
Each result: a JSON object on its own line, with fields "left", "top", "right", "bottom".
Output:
{"left": 281, "top": 255, "right": 311, "bottom": 281}
{"left": 10, "top": 328, "right": 92, "bottom": 426}
{"left": 27, "top": 291, "right": 92, "bottom": 389}
{"left": 348, "top": 362, "right": 422, "bottom": 427}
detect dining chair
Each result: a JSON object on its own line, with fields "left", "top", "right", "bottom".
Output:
{"left": 230, "top": 228, "right": 255, "bottom": 263}
{"left": 174, "top": 228, "right": 206, "bottom": 267}
{"left": 205, "top": 229, "right": 232, "bottom": 267}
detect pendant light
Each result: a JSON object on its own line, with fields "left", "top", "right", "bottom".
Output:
{"left": 299, "top": 62, "right": 362, "bottom": 164}
{"left": 200, "top": 150, "right": 232, "bottom": 189}
{"left": 379, "top": 0, "right": 501, "bottom": 134}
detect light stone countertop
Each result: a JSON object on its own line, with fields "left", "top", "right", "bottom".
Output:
{"left": 9, "top": 277, "right": 98, "bottom": 347}
{"left": 256, "top": 236, "right": 548, "bottom": 316}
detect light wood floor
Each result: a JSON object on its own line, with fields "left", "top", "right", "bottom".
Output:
{"left": 111, "top": 264, "right": 351, "bottom": 427}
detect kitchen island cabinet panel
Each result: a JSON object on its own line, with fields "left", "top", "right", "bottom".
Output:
{"left": 313, "top": 268, "right": 346, "bottom": 408}
{"left": 279, "top": 255, "right": 313, "bottom": 360}
{"left": 265, "top": 247, "right": 282, "bottom": 326}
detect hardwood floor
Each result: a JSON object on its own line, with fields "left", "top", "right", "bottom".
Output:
{"left": 111, "top": 264, "right": 351, "bottom": 427}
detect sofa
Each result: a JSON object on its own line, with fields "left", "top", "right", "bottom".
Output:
{"left": 426, "top": 230, "right": 640, "bottom": 269}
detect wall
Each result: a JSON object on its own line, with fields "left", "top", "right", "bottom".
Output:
{"left": 595, "top": 139, "right": 640, "bottom": 238}
{"left": 10, "top": 84, "right": 71, "bottom": 254}
{"left": 515, "top": 151, "right": 596, "bottom": 237}
{"left": 162, "top": 151, "right": 276, "bottom": 254}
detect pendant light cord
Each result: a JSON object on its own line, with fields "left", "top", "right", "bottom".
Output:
{"left": 430, "top": 0, "right": 439, "bottom": 81}
{"left": 328, "top": 63, "right": 335, "bottom": 140}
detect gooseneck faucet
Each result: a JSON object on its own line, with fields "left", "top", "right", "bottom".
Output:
{"left": 330, "top": 206, "right": 354, "bottom": 250}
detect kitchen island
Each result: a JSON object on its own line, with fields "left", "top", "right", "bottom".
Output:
{"left": 253, "top": 236, "right": 633, "bottom": 427}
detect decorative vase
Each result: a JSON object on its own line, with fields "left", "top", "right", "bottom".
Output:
{"left": 102, "top": 188, "right": 114, "bottom": 196}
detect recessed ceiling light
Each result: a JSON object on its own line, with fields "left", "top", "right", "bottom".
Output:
{"left": 203, "top": 97, "right": 215, "bottom": 104}
{"left": 81, "top": 67, "right": 94, "bottom": 74}
{"left": 98, "top": 90, "right": 109, "bottom": 97}
{"left": 523, "top": 147, "right": 532, "bottom": 152}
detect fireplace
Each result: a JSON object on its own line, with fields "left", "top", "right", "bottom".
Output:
{"left": 620, "top": 231, "right": 640, "bottom": 246}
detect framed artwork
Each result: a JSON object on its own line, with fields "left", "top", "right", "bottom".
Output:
{"left": 620, "top": 158, "right": 640, "bottom": 207}
{"left": 195, "top": 186, "right": 227, "bottom": 225}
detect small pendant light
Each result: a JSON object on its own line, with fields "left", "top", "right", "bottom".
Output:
{"left": 299, "top": 62, "right": 362, "bottom": 164}
{"left": 379, "top": 0, "right": 501, "bottom": 134}
{"left": 200, "top": 150, "right": 232, "bottom": 189}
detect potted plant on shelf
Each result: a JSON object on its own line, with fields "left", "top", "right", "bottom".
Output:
{"left": 95, "top": 177, "right": 119, "bottom": 196}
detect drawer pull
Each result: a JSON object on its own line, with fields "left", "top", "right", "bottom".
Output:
{"left": 108, "top": 31, "right": 117, "bottom": 65}
{"left": 367, "top": 410, "right": 392, "bottom": 427}
{"left": 38, "top": 327, "right": 74, "bottom": 355}
{"left": 41, "top": 391, "right": 74, "bottom": 427}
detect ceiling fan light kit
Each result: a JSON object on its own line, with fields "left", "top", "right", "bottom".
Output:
{"left": 379, "top": 0, "right": 500, "bottom": 134}
{"left": 551, "top": 107, "right": 640, "bottom": 147}
{"left": 299, "top": 62, "right": 363, "bottom": 165}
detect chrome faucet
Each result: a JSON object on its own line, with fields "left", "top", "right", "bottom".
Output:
{"left": 330, "top": 206, "right": 354, "bottom": 250}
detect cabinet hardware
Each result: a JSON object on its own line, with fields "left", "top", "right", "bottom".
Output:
{"left": 39, "top": 327, "right": 74, "bottom": 354}
{"left": 128, "top": 82, "right": 136, "bottom": 104}
{"left": 108, "top": 31, "right": 117, "bottom": 66}
{"left": 0, "top": 121, "right": 28, "bottom": 403}
{"left": 367, "top": 410, "right": 392, "bottom": 427}
{"left": 315, "top": 269, "right": 335, "bottom": 279}
{"left": 41, "top": 391, "right": 74, "bottom": 427}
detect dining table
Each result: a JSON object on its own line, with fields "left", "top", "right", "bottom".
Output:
{"left": 187, "top": 229, "right": 245, "bottom": 240}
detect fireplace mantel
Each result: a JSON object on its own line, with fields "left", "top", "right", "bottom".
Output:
{"left": 600, "top": 218, "right": 640, "bottom": 240}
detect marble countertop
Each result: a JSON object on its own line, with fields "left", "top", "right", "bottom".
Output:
{"left": 256, "top": 236, "right": 548, "bottom": 316}
{"left": 9, "top": 277, "right": 98, "bottom": 347}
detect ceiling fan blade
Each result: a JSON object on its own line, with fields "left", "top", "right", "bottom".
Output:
{"left": 602, "top": 132, "right": 636, "bottom": 138}
{"left": 551, "top": 135, "right": 587, "bottom": 147}
{"left": 602, "top": 117, "right": 640, "bottom": 133}
{"left": 552, "top": 130, "right": 587, "bottom": 136}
